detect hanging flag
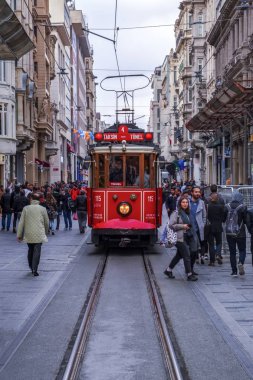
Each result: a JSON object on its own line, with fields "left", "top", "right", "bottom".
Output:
{"left": 89, "top": 131, "right": 94, "bottom": 140}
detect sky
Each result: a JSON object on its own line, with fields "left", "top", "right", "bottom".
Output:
{"left": 75, "top": 0, "right": 181, "bottom": 129}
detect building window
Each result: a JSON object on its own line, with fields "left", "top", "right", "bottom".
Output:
{"left": 157, "top": 108, "right": 160, "bottom": 118}
{"left": 173, "top": 66, "right": 177, "bottom": 84}
{"left": 188, "top": 14, "right": 193, "bottom": 28}
{"left": 173, "top": 96, "right": 177, "bottom": 109}
{"left": 0, "top": 61, "right": 6, "bottom": 82}
{"left": 197, "top": 58, "right": 203, "bottom": 81}
{"left": 197, "top": 14, "right": 204, "bottom": 37}
{"left": 157, "top": 89, "right": 162, "bottom": 102}
{"left": 188, "top": 80, "right": 193, "bottom": 103}
{"left": 0, "top": 104, "right": 8, "bottom": 136}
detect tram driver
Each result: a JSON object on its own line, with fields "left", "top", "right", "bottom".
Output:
{"left": 109, "top": 157, "right": 123, "bottom": 185}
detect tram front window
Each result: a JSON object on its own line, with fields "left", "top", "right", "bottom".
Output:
{"left": 126, "top": 156, "right": 139, "bottom": 186}
{"left": 109, "top": 156, "right": 123, "bottom": 186}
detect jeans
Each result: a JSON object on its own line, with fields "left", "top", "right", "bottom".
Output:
{"left": 208, "top": 231, "right": 222, "bottom": 263}
{"left": 196, "top": 229, "right": 206, "bottom": 256}
{"left": 27, "top": 243, "right": 42, "bottom": 272}
{"left": 2, "top": 212, "right": 12, "bottom": 230}
{"left": 169, "top": 241, "right": 192, "bottom": 274}
{"left": 49, "top": 219, "right": 55, "bottom": 232}
{"left": 227, "top": 236, "right": 246, "bottom": 273}
{"left": 63, "top": 210, "right": 72, "bottom": 229}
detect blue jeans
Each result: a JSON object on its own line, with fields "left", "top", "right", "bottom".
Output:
{"left": 63, "top": 210, "right": 72, "bottom": 229}
{"left": 208, "top": 231, "right": 222, "bottom": 263}
{"left": 49, "top": 219, "right": 55, "bottom": 232}
{"left": 227, "top": 236, "right": 246, "bottom": 273}
{"left": 2, "top": 212, "right": 12, "bottom": 230}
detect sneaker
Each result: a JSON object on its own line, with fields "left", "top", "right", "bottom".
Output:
{"left": 187, "top": 274, "right": 198, "bottom": 281}
{"left": 238, "top": 263, "right": 245, "bottom": 275}
{"left": 33, "top": 271, "right": 39, "bottom": 277}
{"left": 204, "top": 254, "right": 209, "bottom": 260}
{"left": 164, "top": 270, "right": 175, "bottom": 279}
{"left": 52, "top": 231, "right": 55, "bottom": 235}
{"left": 231, "top": 271, "right": 238, "bottom": 277}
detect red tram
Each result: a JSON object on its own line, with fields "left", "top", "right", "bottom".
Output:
{"left": 86, "top": 123, "right": 163, "bottom": 247}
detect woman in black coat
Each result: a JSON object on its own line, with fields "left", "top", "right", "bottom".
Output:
{"left": 76, "top": 190, "right": 87, "bottom": 233}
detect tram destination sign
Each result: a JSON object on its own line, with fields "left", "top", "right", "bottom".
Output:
{"left": 104, "top": 125, "right": 145, "bottom": 142}
{"left": 95, "top": 125, "right": 153, "bottom": 143}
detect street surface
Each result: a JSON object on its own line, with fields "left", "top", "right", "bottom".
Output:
{"left": 0, "top": 216, "right": 253, "bottom": 379}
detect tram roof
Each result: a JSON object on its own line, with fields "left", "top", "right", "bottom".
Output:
{"left": 89, "top": 145, "right": 160, "bottom": 154}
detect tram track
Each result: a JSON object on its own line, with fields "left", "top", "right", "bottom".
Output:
{"left": 57, "top": 250, "right": 185, "bottom": 380}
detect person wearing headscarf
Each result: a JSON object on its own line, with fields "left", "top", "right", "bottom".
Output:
{"left": 225, "top": 191, "right": 247, "bottom": 276}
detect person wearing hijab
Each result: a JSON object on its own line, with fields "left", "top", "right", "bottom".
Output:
{"left": 225, "top": 191, "right": 247, "bottom": 276}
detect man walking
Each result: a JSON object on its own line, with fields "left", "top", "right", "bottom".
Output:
{"left": 17, "top": 193, "right": 49, "bottom": 277}
{"left": 190, "top": 186, "right": 206, "bottom": 268}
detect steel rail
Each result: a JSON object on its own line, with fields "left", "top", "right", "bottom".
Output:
{"left": 143, "top": 255, "right": 183, "bottom": 380}
{"left": 61, "top": 255, "right": 108, "bottom": 380}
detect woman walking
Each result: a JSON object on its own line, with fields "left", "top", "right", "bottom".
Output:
{"left": 45, "top": 192, "right": 57, "bottom": 235}
{"left": 164, "top": 196, "right": 198, "bottom": 281}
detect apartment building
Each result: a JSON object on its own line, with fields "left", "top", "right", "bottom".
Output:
{"left": 187, "top": 0, "right": 253, "bottom": 185}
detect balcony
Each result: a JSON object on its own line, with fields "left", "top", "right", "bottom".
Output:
{"left": 45, "top": 140, "right": 58, "bottom": 157}
{"left": 0, "top": 0, "right": 34, "bottom": 60}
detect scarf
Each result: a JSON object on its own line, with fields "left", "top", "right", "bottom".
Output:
{"left": 179, "top": 210, "right": 195, "bottom": 238}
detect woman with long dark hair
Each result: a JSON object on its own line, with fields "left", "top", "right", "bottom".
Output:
{"left": 164, "top": 196, "right": 198, "bottom": 281}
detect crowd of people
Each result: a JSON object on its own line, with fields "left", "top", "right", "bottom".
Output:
{"left": 0, "top": 180, "right": 88, "bottom": 277}
{"left": 0, "top": 181, "right": 88, "bottom": 235}
{"left": 162, "top": 181, "right": 253, "bottom": 281}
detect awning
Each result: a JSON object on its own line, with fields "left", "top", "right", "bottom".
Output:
{"left": 67, "top": 142, "right": 75, "bottom": 153}
{"left": 0, "top": 0, "right": 34, "bottom": 60}
{"left": 206, "top": 138, "right": 222, "bottom": 149}
{"left": 186, "top": 81, "right": 253, "bottom": 132}
{"left": 35, "top": 158, "right": 50, "bottom": 168}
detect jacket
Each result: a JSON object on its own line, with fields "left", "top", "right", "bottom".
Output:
{"left": 17, "top": 200, "right": 49, "bottom": 243}
{"left": 207, "top": 202, "right": 227, "bottom": 233}
{"left": 246, "top": 208, "right": 253, "bottom": 234}
{"left": 13, "top": 194, "right": 29, "bottom": 212}
{"left": 190, "top": 198, "right": 206, "bottom": 241}
{"left": 0, "top": 193, "right": 12, "bottom": 213}
{"left": 76, "top": 194, "right": 87, "bottom": 211}
{"left": 169, "top": 210, "right": 199, "bottom": 252}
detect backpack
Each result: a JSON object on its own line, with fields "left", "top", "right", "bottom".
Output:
{"left": 225, "top": 204, "right": 244, "bottom": 237}
{"left": 67, "top": 197, "right": 75, "bottom": 210}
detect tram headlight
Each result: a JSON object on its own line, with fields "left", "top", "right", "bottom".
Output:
{"left": 117, "top": 202, "right": 132, "bottom": 217}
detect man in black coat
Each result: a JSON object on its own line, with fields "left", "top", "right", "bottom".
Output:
{"left": 76, "top": 190, "right": 87, "bottom": 233}
{"left": 1, "top": 189, "right": 12, "bottom": 231}
{"left": 246, "top": 208, "right": 253, "bottom": 266}
{"left": 207, "top": 193, "right": 227, "bottom": 265}
{"left": 165, "top": 187, "right": 177, "bottom": 217}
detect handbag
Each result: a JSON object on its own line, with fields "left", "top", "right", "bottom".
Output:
{"left": 166, "top": 217, "right": 178, "bottom": 248}
{"left": 73, "top": 211, "right": 78, "bottom": 220}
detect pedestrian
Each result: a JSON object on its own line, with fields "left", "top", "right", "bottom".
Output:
{"left": 76, "top": 190, "right": 87, "bottom": 233}
{"left": 190, "top": 186, "right": 207, "bottom": 266}
{"left": 10, "top": 185, "right": 21, "bottom": 233}
{"left": 62, "top": 189, "right": 73, "bottom": 231}
{"left": 207, "top": 184, "right": 225, "bottom": 205}
{"left": 164, "top": 197, "right": 198, "bottom": 281}
{"left": 45, "top": 192, "right": 57, "bottom": 235}
{"left": 246, "top": 207, "right": 253, "bottom": 266}
{"left": 225, "top": 191, "right": 247, "bottom": 276}
{"left": 207, "top": 193, "right": 227, "bottom": 266}
{"left": 17, "top": 193, "right": 49, "bottom": 277}
{"left": 165, "top": 186, "right": 177, "bottom": 217}
{"left": 13, "top": 189, "right": 29, "bottom": 224}
{"left": 0, "top": 188, "right": 12, "bottom": 231}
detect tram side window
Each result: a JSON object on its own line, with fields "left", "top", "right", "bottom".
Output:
{"left": 126, "top": 156, "right": 139, "bottom": 186}
{"left": 99, "top": 155, "right": 105, "bottom": 188}
{"left": 109, "top": 156, "right": 123, "bottom": 186}
{"left": 144, "top": 154, "right": 151, "bottom": 188}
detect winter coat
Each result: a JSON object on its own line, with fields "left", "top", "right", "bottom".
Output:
{"left": 76, "top": 194, "right": 87, "bottom": 211}
{"left": 169, "top": 210, "right": 199, "bottom": 252}
{"left": 0, "top": 193, "right": 12, "bottom": 213}
{"left": 189, "top": 198, "right": 206, "bottom": 241}
{"left": 17, "top": 200, "right": 49, "bottom": 243}
{"left": 207, "top": 201, "right": 227, "bottom": 233}
{"left": 225, "top": 192, "right": 247, "bottom": 238}
{"left": 246, "top": 208, "right": 253, "bottom": 234}
{"left": 13, "top": 194, "right": 29, "bottom": 212}
{"left": 165, "top": 194, "right": 177, "bottom": 213}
